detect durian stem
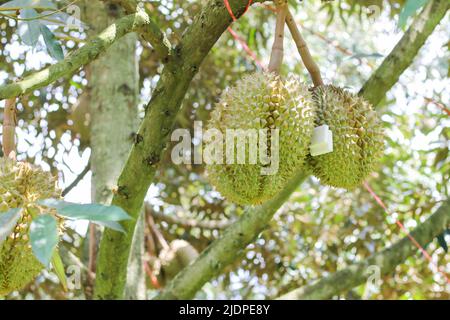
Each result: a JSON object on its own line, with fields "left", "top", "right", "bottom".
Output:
{"left": 285, "top": 9, "right": 324, "bottom": 87}
{"left": 87, "top": 223, "right": 97, "bottom": 286}
{"left": 2, "top": 98, "right": 17, "bottom": 160}
{"left": 268, "top": 1, "right": 288, "bottom": 74}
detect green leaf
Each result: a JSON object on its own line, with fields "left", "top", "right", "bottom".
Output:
{"left": 40, "top": 24, "right": 64, "bottom": 61}
{"left": 398, "top": 0, "right": 429, "bottom": 29}
{"left": 0, "top": 208, "right": 21, "bottom": 245}
{"left": 92, "top": 220, "right": 126, "bottom": 233}
{"left": 30, "top": 214, "right": 59, "bottom": 266}
{"left": 51, "top": 250, "right": 68, "bottom": 291}
{"left": 19, "top": 9, "right": 41, "bottom": 47}
{"left": 39, "top": 199, "right": 132, "bottom": 222}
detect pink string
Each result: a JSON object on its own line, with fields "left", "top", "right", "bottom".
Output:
{"left": 364, "top": 182, "right": 450, "bottom": 284}
{"left": 223, "top": 0, "right": 265, "bottom": 70}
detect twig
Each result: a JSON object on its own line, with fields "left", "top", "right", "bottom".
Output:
{"left": 61, "top": 162, "right": 91, "bottom": 196}
{"left": 87, "top": 223, "right": 97, "bottom": 286}
{"left": 2, "top": 98, "right": 17, "bottom": 159}
{"left": 144, "top": 261, "right": 161, "bottom": 289}
{"left": 424, "top": 97, "right": 450, "bottom": 116}
{"left": 285, "top": 9, "right": 324, "bottom": 87}
{"left": 268, "top": 1, "right": 288, "bottom": 73}
{"left": 0, "top": 0, "right": 79, "bottom": 22}
{"left": 145, "top": 205, "right": 169, "bottom": 250}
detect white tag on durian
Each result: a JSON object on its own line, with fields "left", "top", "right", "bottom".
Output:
{"left": 310, "top": 124, "right": 333, "bottom": 156}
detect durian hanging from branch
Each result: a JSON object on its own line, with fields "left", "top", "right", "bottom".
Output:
{"left": 0, "top": 98, "right": 134, "bottom": 296}
{"left": 205, "top": 0, "right": 316, "bottom": 205}
{"left": 285, "top": 9, "right": 384, "bottom": 189}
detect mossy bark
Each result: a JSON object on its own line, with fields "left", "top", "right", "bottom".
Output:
{"left": 359, "top": 0, "right": 449, "bottom": 106}
{"left": 83, "top": 1, "right": 144, "bottom": 299}
{"left": 93, "top": 0, "right": 262, "bottom": 299}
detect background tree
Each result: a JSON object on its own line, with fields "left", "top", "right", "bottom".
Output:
{"left": 0, "top": 0, "right": 448, "bottom": 300}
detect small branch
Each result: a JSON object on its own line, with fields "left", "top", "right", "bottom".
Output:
{"left": 2, "top": 98, "right": 17, "bottom": 159}
{"left": 285, "top": 9, "right": 323, "bottom": 87}
{"left": 61, "top": 162, "right": 91, "bottom": 196}
{"left": 277, "top": 198, "right": 450, "bottom": 299}
{"left": 0, "top": 11, "right": 159, "bottom": 99}
{"left": 0, "top": 0, "right": 80, "bottom": 22}
{"left": 101, "top": 0, "right": 171, "bottom": 59}
{"left": 145, "top": 205, "right": 169, "bottom": 250}
{"left": 268, "top": 1, "right": 288, "bottom": 73}
{"left": 87, "top": 223, "right": 97, "bottom": 286}
{"left": 146, "top": 203, "right": 233, "bottom": 230}
{"left": 424, "top": 97, "right": 450, "bottom": 116}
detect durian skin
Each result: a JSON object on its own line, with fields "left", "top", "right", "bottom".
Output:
{"left": 0, "top": 158, "right": 60, "bottom": 296}
{"left": 307, "top": 85, "right": 384, "bottom": 189}
{"left": 206, "top": 72, "right": 315, "bottom": 205}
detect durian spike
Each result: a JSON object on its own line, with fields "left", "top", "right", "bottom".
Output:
{"left": 285, "top": 9, "right": 324, "bottom": 87}
{"left": 268, "top": 0, "right": 288, "bottom": 74}
{"left": 2, "top": 98, "right": 17, "bottom": 160}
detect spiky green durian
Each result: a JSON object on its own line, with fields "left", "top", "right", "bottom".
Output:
{"left": 307, "top": 85, "right": 384, "bottom": 189}
{"left": 206, "top": 72, "right": 315, "bottom": 205}
{"left": 0, "top": 158, "right": 60, "bottom": 296}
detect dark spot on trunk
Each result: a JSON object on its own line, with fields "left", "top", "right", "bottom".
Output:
{"left": 116, "top": 185, "right": 129, "bottom": 199}
{"left": 107, "top": 3, "right": 120, "bottom": 18}
{"left": 118, "top": 83, "right": 133, "bottom": 96}
{"left": 144, "top": 153, "right": 160, "bottom": 166}
{"left": 130, "top": 132, "right": 143, "bottom": 145}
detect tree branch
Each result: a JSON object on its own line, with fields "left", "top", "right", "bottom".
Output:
{"left": 100, "top": 0, "right": 171, "bottom": 59}
{"left": 156, "top": 172, "right": 308, "bottom": 299}
{"left": 61, "top": 162, "right": 91, "bottom": 197}
{"left": 93, "top": 0, "right": 264, "bottom": 299}
{"left": 277, "top": 199, "right": 450, "bottom": 300}
{"left": 153, "top": 0, "right": 449, "bottom": 300}
{"left": 0, "top": 11, "right": 164, "bottom": 99}
{"left": 2, "top": 98, "right": 16, "bottom": 158}
{"left": 146, "top": 203, "right": 233, "bottom": 230}
{"left": 359, "top": 0, "right": 449, "bottom": 106}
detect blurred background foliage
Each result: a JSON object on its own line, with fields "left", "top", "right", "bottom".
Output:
{"left": 0, "top": 0, "right": 449, "bottom": 299}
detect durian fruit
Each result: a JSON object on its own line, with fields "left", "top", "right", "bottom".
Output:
{"left": 0, "top": 158, "right": 60, "bottom": 296}
{"left": 307, "top": 85, "right": 384, "bottom": 189}
{"left": 206, "top": 72, "right": 315, "bottom": 205}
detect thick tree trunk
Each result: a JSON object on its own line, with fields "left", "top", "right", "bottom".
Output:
{"left": 83, "top": 0, "right": 145, "bottom": 299}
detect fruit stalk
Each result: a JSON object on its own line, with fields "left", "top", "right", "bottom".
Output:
{"left": 268, "top": 0, "right": 288, "bottom": 73}
{"left": 2, "top": 98, "right": 17, "bottom": 160}
{"left": 285, "top": 9, "right": 324, "bottom": 87}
